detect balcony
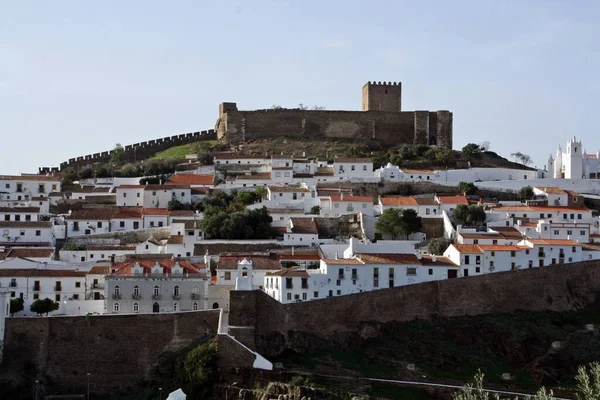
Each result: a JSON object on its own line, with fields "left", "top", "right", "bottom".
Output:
{"left": 152, "top": 294, "right": 162, "bottom": 300}
{"left": 191, "top": 293, "right": 200, "bottom": 300}
{"left": 112, "top": 294, "right": 122, "bottom": 300}
{"left": 54, "top": 285, "right": 62, "bottom": 291}
{"left": 172, "top": 295, "right": 181, "bottom": 300}
{"left": 132, "top": 294, "right": 142, "bottom": 300}
{"left": 92, "top": 283, "right": 104, "bottom": 289}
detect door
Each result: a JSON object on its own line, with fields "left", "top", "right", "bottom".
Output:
{"left": 448, "top": 270, "right": 458, "bottom": 279}
{"left": 153, "top": 302, "right": 160, "bottom": 313}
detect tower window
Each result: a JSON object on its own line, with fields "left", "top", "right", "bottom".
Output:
{"left": 384, "top": 89, "right": 388, "bottom": 94}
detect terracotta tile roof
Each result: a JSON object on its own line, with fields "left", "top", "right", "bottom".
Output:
{"left": 6, "top": 247, "right": 54, "bottom": 258}
{"left": 414, "top": 198, "right": 438, "bottom": 206}
{"left": 0, "top": 207, "right": 40, "bottom": 213}
{"left": 530, "top": 206, "right": 590, "bottom": 212}
{"left": 478, "top": 245, "right": 523, "bottom": 252}
{"left": 267, "top": 267, "right": 309, "bottom": 277}
{"left": 167, "top": 235, "right": 184, "bottom": 244}
{"left": 143, "top": 208, "right": 170, "bottom": 216}
{"left": 322, "top": 258, "right": 364, "bottom": 265}
{"left": 235, "top": 173, "right": 272, "bottom": 180}
{"left": 356, "top": 253, "right": 421, "bottom": 265}
{"left": 380, "top": 197, "right": 418, "bottom": 206}
{"left": 278, "top": 254, "right": 321, "bottom": 261}
{"left": 329, "top": 195, "right": 374, "bottom": 203}
{"left": 86, "top": 245, "right": 136, "bottom": 251}
{"left": 451, "top": 244, "right": 483, "bottom": 254}
{"left": 111, "top": 259, "right": 205, "bottom": 275}
{"left": 489, "top": 226, "right": 525, "bottom": 239}
{"left": 527, "top": 239, "right": 582, "bottom": 246}
{"left": 171, "top": 219, "right": 197, "bottom": 229}
{"left": 459, "top": 233, "right": 504, "bottom": 239}
{"left": 112, "top": 207, "right": 143, "bottom": 219}
{"left": 535, "top": 187, "right": 566, "bottom": 194}
{"left": 334, "top": 157, "right": 372, "bottom": 163}
{"left": 217, "top": 255, "right": 282, "bottom": 270}
{"left": 67, "top": 208, "right": 115, "bottom": 220}
{"left": 214, "top": 153, "right": 261, "bottom": 160}
{"left": 117, "top": 185, "right": 145, "bottom": 189}
{"left": 268, "top": 185, "right": 311, "bottom": 193}
{"left": 267, "top": 208, "right": 305, "bottom": 214}
{"left": 167, "top": 174, "right": 214, "bottom": 186}
{"left": 89, "top": 265, "right": 111, "bottom": 274}
{"left": 290, "top": 218, "right": 318, "bottom": 234}
{"left": 315, "top": 167, "right": 334, "bottom": 176}
{"left": 0, "top": 269, "right": 86, "bottom": 277}
{"left": 564, "top": 190, "right": 583, "bottom": 197}
{"left": 421, "top": 255, "right": 457, "bottom": 267}
{"left": 0, "top": 221, "right": 52, "bottom": 228}
{"left": 582, "top": 244, "right": 600, "bottom": 251}
{"left": 0, "top": 175, "right": 61, "bottom": 182}
{"left": 437, "top": 195, "right": 469, "bottom": 205}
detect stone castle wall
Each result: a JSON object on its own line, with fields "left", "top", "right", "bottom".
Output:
{"left": 229, "top": 260, "right": 600, "bottom": 357}
{"left": 0, "top": 310, "right": 219, "bottom": 395}
{"left": 216, "top": 108, "right": 453, "bottom": 149}
{"left": 39, "top": 129, "right": 217, "bottom": 173}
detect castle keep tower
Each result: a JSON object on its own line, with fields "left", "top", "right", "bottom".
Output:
{"left": 362, "top": 81, "right": 402, "bottom": 112}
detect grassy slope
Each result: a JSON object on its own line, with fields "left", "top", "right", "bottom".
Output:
{"left": 274, "top": 308, "right": 600, "bottom": 397}
{"left": 151, "top": 140, "right": 219, "bottom": 159}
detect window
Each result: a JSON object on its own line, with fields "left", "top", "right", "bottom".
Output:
{"left": 173, "top": 303, "right": 179, "bottom": 312}
{"left": 351, "top": 165, "right": 355, "bottom": 171}
{"left": 123, "top": 193, "right": 127, "bottom": 198}
{"left": 490, "top": 261, "right": 494, "bottom": 268}
{"left": 286, "top": 293, "right": 292, "bottom": 301}
{"left": 491, "top": 251, "right": 495, "bottom": 257}
{"left": 578, "top": 214, "right": 582, "bottom": 220}
{"left": 25, "top": 215, "right": 31, "bottom": 221}
{"left": 475, "top": 256, "right": 481, "bottom": 265}
{"left": 97, "top": 222, "right": 102, "bottom": 228}
{"left": 73, "top": 221, "right": 79, "bottom": 231}
{"left": 463, "top": 269, "right": 469, "bottom": 277}
{"left": 153, "top": 286, "right": 160, "bottom": 296}
{"left": 286, "top": 278, "right": 293, "bottom": 289}
{"left": 133, "top": 303, "right": 139, "bottom": 312}
{"left": 33, "top": 293, "right": 39, "bottom": 300}
{"left": 56, "top": 294, "right": 61, "bottom": 301}
{"left": 389, "top": 280, "right": 394, "bottom": 287}
{"left": 113, "top": 303, "right": 120, "bottom": 312}
{"left": 174, "top": 285, "right": 180, "bottom": 296}
{"left": 119, "top": 221, "right": 125, "bottom": 228}
{"left": 136, "top": 193, "right": 140, "bottom": 198}
{"left": 3, "top": 215, "right": 8, "bottom": 221}
{"left": 373, "top": 279, "right": 379, "bottom": 288}
{"left": 554, "top": 230, "right": 559, "bottom": 235}
{"left": 572, "top": 246, "right": 577, "bottom": 253}
{"left": 567, "top": 230, "right": 573, "bottom": 235}
{"left": 406, "top": 267, "right": 417, "bottom": 276}
{"left": 114, "top": 286, "right": 120, "bottom": 295}
{"left": 336, "top": 279, "right": 341, "bottom": 286}
{"left": 428, "top": 268, "right": 433, "bottom": 275}
{"left": 476, "top": 267, "right": 481, "bottom": 273}
{"left": 465, "top": 255, "right": 470, "bottom": 264}
{"left": 314, "top": 291, "right": 319, "bottom": 298}
{"left": 301, "top": 278, "right": 308, "bottom": 289}
{"left": 363, "top": 165, "right": 367, "bottom": 171}
{"left": 511, "top": 251, "right": 516, "bottom": 257}
{"left": 133, "top": 222, "right": 139, "bottom": 229}
{"left": 276, "top": 172, "right": 281, "bottom": 177}
{"left": 20, "top": 230, "right": 25, "bottom": 236}
{"left": 334, "top": 203, "right": 339, "bottom": 208}
{"left": 193, "top": 302, "right": 199, "bottom": 311}
{"left": 75, "top": 282, "right": 81, "bottom": 288}
{"left": 528, "top": 260, "right": 533, "bottom": 268}
{"left": 336, "top": 290, "right": 341, "bottom": 295}
{"left": 302, "top": 293, "right": 307, "bottom": 300}
{"left": 133, "top": 286, "right": 140, "bottom": 296}
{"left": 581, "top": 230, "right": 586, "bottom": 235}
{"left": 35, "top": 230, "right": 41, "bottom": 236}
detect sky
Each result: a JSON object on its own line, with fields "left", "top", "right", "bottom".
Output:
{"left": 1, "top": 0, "right": 600, "bottom": 175}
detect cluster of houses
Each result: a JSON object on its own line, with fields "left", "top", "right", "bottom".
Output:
{"left": 0, "top": 141, "right": 599, "bottom": 319}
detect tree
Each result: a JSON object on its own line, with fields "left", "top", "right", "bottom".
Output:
{"left": 312, "top": 105, "right": 326, "bottom": 110}
{"left": 310, "top": 206, "right": 320, "bottom": 215}
{"left": 30, "top": 298, "right": 59, "bottom": 316}
{"left": 10, "top": 298, "right": 24, "bottom": 316}
{"left": 434, "top": 148, "right": 457, "bottom": 168}
{"left": 254, "top": 187, "right": 268, "bottom": 200}
{"left": 236, "top": 191, "right": 257, "bottom": 206}
{"left": 110, "top": 143, "right": 125, "bottom": 165}
{"left": 519, "top": 186, "right": 534, "bottom": 202}
{"left": 168, "top": 198, "right": 184, "bottom": 211}
{"left": 62, "top": 167, "right": 79, "bottom": 184}
{"left": 458, "top": 181, "right": 478, "bottom": 195}
{"left": 453, "top": 370, "right": 557, "bottom": 400}
{"left": 183, "top": 341, "right": 217, "bottom": 385}
{"left": 479, "top": 141, "right": 491, "bottom": 152}
{"left": 453, "top": 205, "right": 486, "bottom": 227}
{"left": 462, "top": 143, "right": 482, "bottom": 160}
{"left": 78, "top": 166, "right": 94, "bottom": 180}
{"left": 376, "top": 208, "right": 423, "bottom": 240}
{"left": 511, "top": 152, "right": 533, "bottom": 166}
{"left": 576, "top": 362, "right": 600, "bottom": 400}
{"left": 428, "top": 238, "right": 452, "bottom": 255}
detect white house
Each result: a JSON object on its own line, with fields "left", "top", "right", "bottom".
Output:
{"left": 267, "top": 184, "right": 312, "bottom": 202}
{"left": 0, "top": 207, "right": 40, "bottom": 222}
{"left": 142, "top": 208, "right": 169, "bottom": 228}
{"left": 319, "top": 194, "right": 374, "bottom": 217}
{"left": 0, "top": 175, "right": 61, "bottom": 201}
{"left": 283, "top": 218, "right": 319, "bottom": 246}
{"left": 0, "top": 221, "right": 54, "bottom": 245}
{"left": 166, "top": 173, "right": 215, "bottom": 188}
{"left": 378, "top": 196, "right": 440, "bottom": 218}
{"left": 105, "top": 257, "right": 209, "bottom": 314}
{"left": 333, "top": 157, "right": 373, "bottom": 179}
{"left": 65, "top": 208, "right": 114, "bottom": 237}
{"left": 110, "top": 207, "right": 143, "bottom": 232}
{"left": 116, "top": 185, "right": 145, "bottom": 207}
{"left": 215, "top": 253, "right": 282, "bottom": 289}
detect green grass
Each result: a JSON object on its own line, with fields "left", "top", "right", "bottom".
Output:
{"left": 152, "top": 140, "right": 219, "bottom": 159}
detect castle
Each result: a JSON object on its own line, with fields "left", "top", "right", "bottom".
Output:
{"left": 548, "top": 136, "right": 600, "bottom": 179}
{"left": 215, "top": 81, "right": 453, "bottom": 149}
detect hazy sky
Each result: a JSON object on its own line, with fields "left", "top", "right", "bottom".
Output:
{"left": 2, "top": 1, "right": 599, "bottom": 175}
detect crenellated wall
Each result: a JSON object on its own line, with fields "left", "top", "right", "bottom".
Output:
{"left": 39, "top": 129, "right": 217, "bottom": 173}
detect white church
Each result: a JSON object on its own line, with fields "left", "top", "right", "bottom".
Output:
{"left": 548, "top": 137, "right": 600, "bottom": 179}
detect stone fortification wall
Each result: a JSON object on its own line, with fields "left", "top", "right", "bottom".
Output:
{"left": 229, "top": 260, "right": 600, "bottom": 357}
{"left": 0, "top": 310, "right": 219, "bottom": 395}
{"left": 39, "top": 129, "right": 217, "bottom": 173}
{"left": 217, "top": 108, "right": 452, "bottom": 149}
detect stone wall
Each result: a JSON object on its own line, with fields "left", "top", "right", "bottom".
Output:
{"left": 229, "top": 260, "right": 600, "bottom": 357}
{"left": 39, "top": 129, "right": 217, "bottom": 173}
{"left": 0, "top": 310, "right": 219, "bottom": 395}
{"left": 217, "top": 108, "right": 452, "bottom": 149}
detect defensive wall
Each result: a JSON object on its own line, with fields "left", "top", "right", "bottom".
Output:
{"left": 39, "top": 129, "right": 217, "bottom": 173}
{"left": 0, "top": 310, "right": 219, "bottom": 395}
{"left": 216, "top": 107, "right": 453, "bottom": 149}
{"left": 229, "top": 259, "right": 600, "bottom": 357}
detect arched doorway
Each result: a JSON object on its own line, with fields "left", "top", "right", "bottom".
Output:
{"left": 153, "top": 302, "right": 159, "bottom": 313}
{"left": 212, "top": 302, "right": 219, "bottom": 309}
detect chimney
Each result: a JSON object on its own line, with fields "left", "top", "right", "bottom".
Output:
{"left": 432, "top": 255, "right": 437, "bottom": 263}
{"left": 335, "top": 251, "right": 339, "bottom": 260}
{"left": 292, "top": 247, "right": 295, "bottom": 256}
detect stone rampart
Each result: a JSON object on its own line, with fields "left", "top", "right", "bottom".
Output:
{"left": 229, "top": 260, "right": 600, "bottom": 357}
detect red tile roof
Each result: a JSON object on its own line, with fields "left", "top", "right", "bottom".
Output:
{"left": 143, "top": 208, "right": 170, "bottom": 216}
{"left": 334, "top": 157, "right": 372, "bottom": 163}
{"left": 0, "top": 269, "right": 86, "bottom": 277}
{"left": 6, "top": 247, "right": 54, "bottom": 259}
{"left": 451, "top": 244, "right": 483, "bottom": 254}
{"left": 234, "top": 173, "right": 272, "bottom": 180}
{"left": 0, "top": 175, "right": 61, "bottom": 182}
{"left": 421, "top": 255, "right": 457, "bottom": 267}
{"left": 112, "top": 207, "right": 143, "bottom": 219}
{"left": 437, "top": 195, "right": 469, "bottom": 205}
{"left": 111, "top": 259, "right": 205, "bottom": 275}
{"left": 356, "top": 253, "right": 421, "bottom": 265}
{"left": 167, "top": 235, "right": 184, "bottom": 244}
{"left": 380, "top": 197, "right": 418, "bottom": 206}
{"left": 322, "top": 258, "right": 364, "bottom": 265}
{"left": 400, "top": 168, "right": 435, "bottom": 174}
{"left": 526, "top": 239, "right": 582, "bottom": 246}
{"left": 535, "top": 187, "right": 566, "bottom": 194}
{"left": 290, "top": 218, "right": 318, "bottom": 234}
{"left": 329, "top": 195, "right": 374, "bottom": 203}
{"left": 67, "top": 208, "right": 115, "bottom": 221}
{"left": 117, "top": 185, "right": 145, "bottom": 189}
{"left": 217, "top": 255, "right": 282, "bottom": 270}
{"left": 478, "top": 245, "right": 523, "bottom": 252}
{"left": 167, "top": 174, "right": 215, "bottom": 186}
{"left": 267, "top": 267, "right": 309, "bottom": 277}
{"left": 0, "top": 207, "right": 40, "bottom": 213}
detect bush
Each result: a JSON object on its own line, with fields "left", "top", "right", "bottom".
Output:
{"left": 428, "top": 238, "right": 452, "bottom": 255}
{"left": 310, "top": 206, "right": 320, "bottom": 215}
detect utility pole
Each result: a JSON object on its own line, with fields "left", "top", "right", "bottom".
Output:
{"left": 87, "top": 373, "right": 90, "bottom": 400}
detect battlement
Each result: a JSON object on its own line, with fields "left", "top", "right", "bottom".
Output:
{"left": 364, "top": 81, "right": 401, "bottom": 86}
{"left": 40, "top": 129, "right": 217, "bottom": 173}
